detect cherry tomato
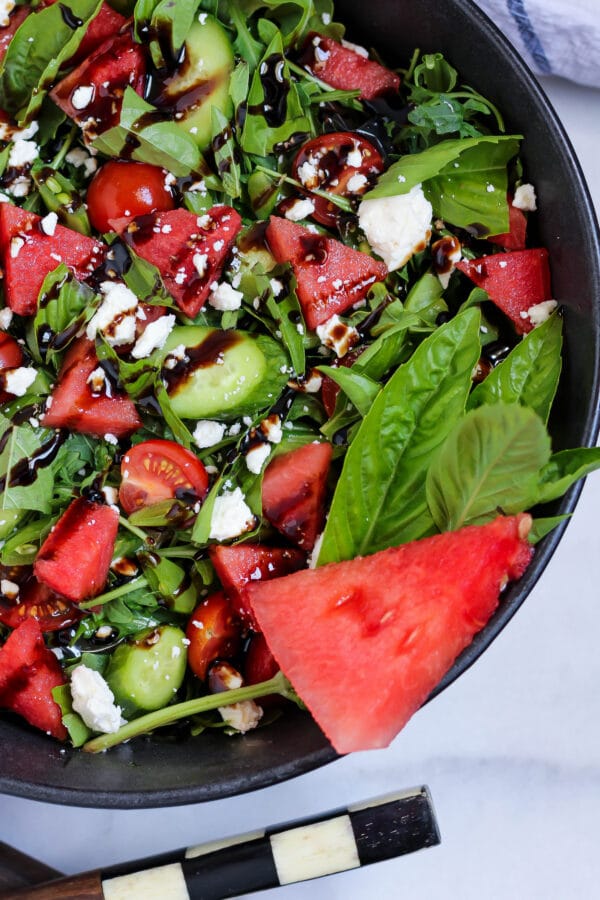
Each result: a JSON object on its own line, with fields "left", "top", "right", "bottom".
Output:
{"left": 0, "top": 577, "right": 83, "bottom": 632}
{"left": 291, "top": 132, "right": 384, "bottom": 226}
{"left": 86, "top": 161, "right": 175, "bottom": 234}
{"left": 186, "top": 591, "right": 242, "bottom": 681}
{"left": 119, "top": 439, "right": 210, "bottom": 514}
{"left": 244, "top": 633, "right": 281, "bottom": 709}
{"left": 0, "top": 331, "right": 24, "bottom": 402}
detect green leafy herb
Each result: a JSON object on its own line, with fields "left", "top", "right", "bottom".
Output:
{"left": 30, "top": 265, "right": 99, "bottom": 367}
{"left": 536, "top": 447, "right": 600, "bottom": 504}
{"left": 211, "top": 106, "right": 242, "bottom": 199}
{"left": 0, "top": 416, "right": 57, "bottom": 514}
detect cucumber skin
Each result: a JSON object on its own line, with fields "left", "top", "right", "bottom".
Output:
{"left": 166, "top": 17, "right": 234, "bottom": 150}
{"left": 105, "top": 625, "right": 188, "bottom": 719}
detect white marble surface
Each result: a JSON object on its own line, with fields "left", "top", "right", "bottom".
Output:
{"left": 2, "top": 75, "right": 600, "bottom": 900}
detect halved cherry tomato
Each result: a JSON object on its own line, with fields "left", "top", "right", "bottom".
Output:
{"left": 186, "top": 591, "right": 242, "bottom": 681}
{"left": 290, "top": 132, "right": 384, "bottom": 226}
{"left": 0, "top": 577, "right": 83, "bottom": 632}
{"left": 119, "top": 439, "right": 209, "bottom": 514}
{"left": 86, "top": 161, "right": 175, "bottom": 234}
{"left": 0, "top": 331, "right": 25, "bottom": 403}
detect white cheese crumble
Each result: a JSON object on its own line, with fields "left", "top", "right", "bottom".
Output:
{"left": 71, "top": 85, "right": 95, "bottom": 111}
{"left": 297, "top": 159, "right": 319, "bottom": 187}
{"left": 65, "top": 147, "right": 98, "bottom": 177}
{"left": 192, "top": 252, "right": 208, "bottom": 278}
{"left": 86, "top": 281, "right": 138, "bottom": 346}
{"left": 130, "top": 313, "right": 176, "bottom": 359}
{"left": 8, "top": 139, "right": 38, "bottom": 169}
{"left": 39, "top": 212, "right": 58, "bottom": 237}
{"left": 219, "top": 699, "right": 263, "bottom": 733}
{"left": 346, "top": 172, "right": 367, "bottom": 193}
{"left": 308, "top": 531, "right": 324, "bottom": 568}
{"left": 3, "top": 367, "right": 37, "bottom": 396}
{"left": 86, "top": 366, "right": 108, "bottom": 395}
{"left": 70, "top": 664, "right": 124, "bottom": 734}
{"left": 358, "top": 184, "right": 432, "bottom": 271}
{"left": 316, "top": 315, "right": 360, "bottom": 358}
{"left": 9, "top": 236, "right": 24, "bottom": 258}
{"left": 260, "top": 414, "right": 282, "bottom": 444}
{"left": 269, "top": 278, "right": 284, "bottom": 297}
{"left": 245, "top": 442, "right": 271, "bottom": 474}
{"left": 513, "top": 183, "right": 537, "bottom": 212}
{"left": 285, "top": 198, "right": 315, "bottom": 221}
{"left": 208, "top": 282, "right": 244, "bottom": 311}
{"left": 0, "top": 308, "right": 13, "bottom": 330}
{"left": 0, "top": 0, "right": 15, "bottom": 28}
{"left": 346, "top": 146, "right": 363, "bottom": 168}
{"left": 522, "top": 299, "right": 557, "bottom": 327}
{"left": 341, "top": 38, "right": 369, "bottom": 57}
{"left": 193, "top": 419, "right": 226, "bottom": 449}
{"left": 1, "top": 578, "right": 19, "bottom": 599}
{"left": 209, "top": 488, "right": 255, "bottom": 541}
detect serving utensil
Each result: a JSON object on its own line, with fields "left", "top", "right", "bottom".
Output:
{"left": 0, "top": 786, "right": 439, "bottom": 899}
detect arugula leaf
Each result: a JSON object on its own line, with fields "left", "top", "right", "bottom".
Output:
{"left": 426, "top": 403, "right": 551, "bottom": 531}
{"left": 1, "top": 514, "right": 55, "bottom": 565}
{"left": 536, "top": 447, "right": 600, "bottom": 504}
{"left": 264, "top": 283, "right": 306, "bottom": 375}
{"left": 30, "top": 265, "right": 99, "bottom": 367}
{"left": 364, "top": 135, "right": 521, "bottom": 234}
{"left": 241, "top": 32, "right": 313, "bottom": 156}
{"left": 211, "top": 106, "right": 242, "bottom": 199}
{"left": 317, "top": 365, "right": 379, "bottom": 416}
{"left": 317, "top": 307, "right": 482, "bottom": 564}
{"left": 143, "top": 0, "right": 198, "bottom": 69}
{"left": 0, "top": 415, "right": 55, "bottom": 513}
{"left": 92, "top": 88, "right": 206, "bottom": 178}
{"left": 468, "top": 313, "right": 562, "bottom": 423}
{"left": 229, "top": 4, "right": 264, "bottom": 70}
{"left": 234, "top": 0, "right": 317, "bottom": 48}
{"left": 0, "top": 0, "right": 103, "bottom": 121}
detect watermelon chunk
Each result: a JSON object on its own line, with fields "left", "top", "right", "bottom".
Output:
{"left": 0, "top": 204, "right": 105, "bottom": 316}
{"left": 209, "top": 543, "right": 306, "bottom": 630}
{"left": 0, "top": 618, "right": 67, "bottom": 740}
{"left": 68, "top": 2, "right": 126, "bottom": 67}
{"left": 262, "top": 442, "right": 332, "bottom": 551}
{"left": 456, "top": 248, "right": 552, "bottom": 334}
{"left": 301, "top": 34, "right": 400, "bottom": 100}
{"left": 34, "top": 497, "right": 119, "bottom": 602}
{"left": 488, "top": 200, "right": 527, "bottom": 251}
{"left": 41, "top": 337, "right": 142, "bottom": 438}
{"left": 266, "top": 217, "right": 387, "bottom": 330}
{"left": 246, "top": 514, "right": 533, "bottom": 753}
{"left": 123, "top": 206, "right": 243, "bottom": 317}
{"left": 50, "top": 27, "right": 146, "bottom": 136}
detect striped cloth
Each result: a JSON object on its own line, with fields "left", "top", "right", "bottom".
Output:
{"left": 475, "top": 0, "right": 600, "bottom": 88}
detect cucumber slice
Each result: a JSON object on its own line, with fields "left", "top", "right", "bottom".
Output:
{"left": 161, "top": 326, "right": 290, "bottom": 420}
{"left": 158, "top": 16, "right": 234, "bottom": 150}
{"left": 105, "top": 625, "right": 188, "bottom": 719}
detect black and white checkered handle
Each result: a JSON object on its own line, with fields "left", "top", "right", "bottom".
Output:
{"left": 4, "top": 786, "right": 440, "bottom": 899}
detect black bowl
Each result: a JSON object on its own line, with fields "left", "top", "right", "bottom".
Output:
{"left": 1, "top": 0, "right": 599, "bottom": 809}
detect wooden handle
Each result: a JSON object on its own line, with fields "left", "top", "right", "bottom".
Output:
{"left": 0, "top": 843, "right": 62, "bottom": 892}
{"left": 0, "top": 786, "right": 440, "bottom": 899}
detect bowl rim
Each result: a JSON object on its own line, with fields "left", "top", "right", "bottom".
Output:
{"left": 1, "top": 0, "right": 599, "bottom": 809}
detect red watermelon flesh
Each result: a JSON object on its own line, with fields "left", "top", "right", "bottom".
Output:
{"left": 50, "top": 28, "right": 146, "bottom": 136}
{"left": 0, "top": 618, "right": 67, "bottom": 740}
{"left": 209, "top": 543, "right": 306, "bottom": 630}
{"left": 246, "top": 514, "right": 533, "bottom": 753}
{"left": 41, "top": 337, "right": 142, "bottom": 438}
{"left": 488, "top": 200, "right": 527, "bottom": 251}
{"left": 266, "top": 216, "right": 387, "bottom": 330}
{"left": 68, "top": 3, "right": 126, "bottom": 67}
{"left": 0, "top": 204, "right": 105, "bottom": 316}
{"left": 456, "top": 248, "right": 551, "bottom": 334}
{"left": 123, "top": 206, "right": 242, "bottom": 317}
{"left": 34, "top": 497, "right": 119, "bottom": 602}
{"left": 301, "top": 35, "right": 400, "bottom": 101}
{"left": 262, "top": 441, "right": 333, "bottom": 551}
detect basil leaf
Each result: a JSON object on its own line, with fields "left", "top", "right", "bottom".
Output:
{"left": 468, "top": 313, "right": 562, "bottom": 423}
{"left": 1, "top": 514, "right": 55, "bottom": 565}
{"left": 144, "top": 0, "right": 198, "bottom": 69}
{"left": 0, "top": 415, "right": 56, "bottom": 513}
{"left": 52, "top": 685, "right": 92, "bottom": 748}
{"left": 31, "top": 265, "right": 99, "bottom": 367}
{"left": 211, "top": 106, "right": 242, "bottom": 199}
{"left": 528, "top": 515, "right": 570, "bottom": 544}
{"left": 264, "top": 285, "right": 306, "bottom": 375}
{"left": 154, "top": 381, "right": 195, "bottom": 449}
{"left": 235, "top": 0, "right": 316, "bottom": 48}
{"left": 426, "top": 403, "right": 551, "bottom": 531}
{"left": 536, "top": 447, "right": 600, "bottom": 504}
{"left": 318, "top": 307, "right": 482, "bottom": 563}
{"left": 92, "top": 88, "right": 205, "bottom": 177}
{"left": 364, "top": 135, "right": 520, "bottom": 234}
{"left": 402, "top": 271, "right": 447, "bottom": 325}
{"left": 241, "top": 32, "right": 313, "bottom": 156}
{"left": 317, "top": 365, "right": 379, "bottom": 416}
{"left": 0, "top": 0, "right": 103, "bottom": 120}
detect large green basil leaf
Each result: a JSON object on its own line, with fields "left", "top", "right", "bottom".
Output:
{"left": 364, "top": 135, "right": 521, "bottom": 235}
{"left": 426, "top": 403, "right": 551, "bottom": 531}
{"left": 468, "top": 313, "right": 562, "bottom": 423}
{"left": 536, "top": 447, "right": 600, "bottom": 504}
{"left": 0, "top": 415, "right": 56, "bottom": 513}
{"left": 0, "top": 0, "right": 103, "bottom": 121}
{"left": 92, "top": 88, "right": 206, "bottom": 177}
{"left": 317, "top": 307, "right": 481, "bottom": 564}
{"left": 241, "top": 31, "right": 313, "bottom": 156}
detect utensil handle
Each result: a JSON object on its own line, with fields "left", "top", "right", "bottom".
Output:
{"left": 0, "top": 843, "right": 63, "bottom": 892}
{"left": 1, "top": 786, "right": 440, "bottom": 899}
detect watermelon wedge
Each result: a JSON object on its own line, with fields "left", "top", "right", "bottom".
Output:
{"left": 301, "top": 34, "right": 400, "bottom": 100}
{"left": 246, "top": 514, "right": 533, "bottom": 753}
{"left": 266, "top": 217, "right": 387, "bottom": 330}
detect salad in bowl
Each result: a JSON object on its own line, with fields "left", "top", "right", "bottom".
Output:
{"left": 0, "top": 0, "right": 599, "bottom": 760}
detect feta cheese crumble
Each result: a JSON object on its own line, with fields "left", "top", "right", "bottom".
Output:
{"left": 3, "top": 367, "right": 37, "bottom": 396}
{"left": 341, "top": 38, "right": 369, "bottom": 57}
{"left": 210, "top": 488, "right": 255, "bottom": 541}
{"left": 208, "top": 282, "right": 244, "bottom": 311}
{"left": 0, "top": 0, "right": 15, "bottom": 28}
{"left": 513, "top": 183, "right": 537, "bottom": 212}
{"left": 316, "top": 315, "right": 360, "bottom": 358}
{"left": 70, "top": 665, "right": 124, "bottom": 734}
{"left": 245, "top": 441, "right": 271, "bottom": 474}
{"left": 522, "top": 299, "right": 558, "bottom": 327}
{"left": 8, "top": 139, "right": 38, "bottom": 170}
{"left": 86, "top": 281, "right": 138, "bottom": 346}
{"left": 346, "top": 145, "right": 363, "bottom": 168}
{"left": 0, "top": 308, "right": 13, "bottom": 330}
{"left": 71, "top": 85, "right": 95, "bottom": 110}
{"left": 285, "top": 198, "right": 315, "bottom": 221}
{"left": 65, "top": 147, "right": 98, "bottom": 177}
{"left": 346, "top": 173, "right": 367, "bottom": 193}
{"left": 193, "top": 419, "right": 226, "bottom": 449}
{"left": 297, "top": 159, "right": 319, "bottom": 187}
{"left": 130, "top": 313, "right": 176, "bottom": 359}
{"left": 358, "top": 184, "right": 433, "bottom": 271}
{"left": 39, "top": 212, "right": 58, "bottom": 237}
